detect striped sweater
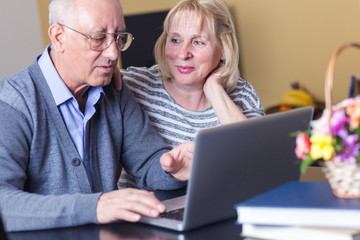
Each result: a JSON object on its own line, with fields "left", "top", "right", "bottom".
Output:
{"left": 121, "top": 65, "right": 264, "bottom": 148}
{"left": 118, "top": 65, "right": 264, "bottom": 188}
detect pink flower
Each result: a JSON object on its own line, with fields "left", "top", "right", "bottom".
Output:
{"left": 335, "top": 98, "right": 354, "bottom": 110}
{"left": 311, "top": 110, "right": 331, "bottom": 135}
{"left": 346, "top": 101, "right": 360, "bottom": 129}
{"left": 295, "top": 133, "right": 311, "bottom": 160}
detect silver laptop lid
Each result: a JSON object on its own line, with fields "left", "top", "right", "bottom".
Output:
{"left": 182, "top": 106, "right": 314, "bottom": 230}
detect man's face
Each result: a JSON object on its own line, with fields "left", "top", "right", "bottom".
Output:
{"left": 59, "top": 0, "right": 125, "bottom": 92}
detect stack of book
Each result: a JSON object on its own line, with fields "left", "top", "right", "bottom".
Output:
{"left": 235, "top": 181, "right": 360, "bottom": 240}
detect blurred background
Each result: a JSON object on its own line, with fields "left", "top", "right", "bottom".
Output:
{"left": 2, "top": 0, "right": 360, "bottom": 111}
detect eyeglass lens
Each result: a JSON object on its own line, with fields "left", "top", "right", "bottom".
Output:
{"left": 90, "top": 33, "right": 133, "bottom": 51}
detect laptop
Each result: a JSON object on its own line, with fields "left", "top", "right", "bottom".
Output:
{"left": 140, "top": 106, "right": 314, "bottom": 231}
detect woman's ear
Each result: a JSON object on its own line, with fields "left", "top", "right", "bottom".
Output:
{"left": 48, "top": 24, "right": 65, "bottom": 52}
{"left": 221, "top": 50, "right": 225, "bottom": 63}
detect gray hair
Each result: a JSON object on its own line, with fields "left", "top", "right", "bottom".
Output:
{"left": 48, "top": 0, "right": 73, "bottom": 25}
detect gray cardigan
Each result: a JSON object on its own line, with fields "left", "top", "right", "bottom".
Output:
{"left": 0, "top": 58, "right": 185, "bottom": 232}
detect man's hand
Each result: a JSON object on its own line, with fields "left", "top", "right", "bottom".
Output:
{"left": 96, "top": 188, "right": 165, "bottom": 224}
{"left": 160, "top": 142, "right": 194, "bottom": 181}
{"left": 113, "top": 67, "right": 123, "bottom": 91}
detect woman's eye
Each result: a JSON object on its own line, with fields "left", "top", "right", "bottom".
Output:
{"left": 170, "top": 38, "right": 180, "bottom": 44}
{"left": 193, "top": 40, "right": 205, "bottom": 46}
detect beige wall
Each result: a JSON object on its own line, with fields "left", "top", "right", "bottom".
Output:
{"left": 0, "top": 1, "right": 43, "bottom": 79}
{"left": 37, "top": 0, "right": 360, "bottom": 110}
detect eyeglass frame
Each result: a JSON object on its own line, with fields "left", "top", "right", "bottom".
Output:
{"left": 58, "top": 23, "right": 134, "bottom": 52}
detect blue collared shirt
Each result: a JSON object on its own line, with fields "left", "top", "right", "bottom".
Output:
{"left": 38, "top": 45, "right": 104, "bottom": 189}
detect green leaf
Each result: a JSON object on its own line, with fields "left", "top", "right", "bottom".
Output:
{"left": 300, "top": 158, "right": 317, "bottom": 173}
{"left": 289, "top": 129, "right": 311, "bottom": 138}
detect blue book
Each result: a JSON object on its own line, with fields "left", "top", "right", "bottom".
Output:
{"left": 242, "top": 223, "right": 360, "bottom": 240}
{"left": 235, "top": 181, "right": 360, "bottom": 229}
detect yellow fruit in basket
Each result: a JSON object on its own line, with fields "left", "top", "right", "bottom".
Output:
{"left": 280, "top": 89, "right": 315, "bottom": 108}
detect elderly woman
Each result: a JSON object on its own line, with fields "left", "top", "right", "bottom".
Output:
{"left": 119, "top": 0, "right": 264, "bottom": 188}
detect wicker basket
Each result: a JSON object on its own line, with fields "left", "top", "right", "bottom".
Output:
{"left": 322, "top": 161, "right": 360, "bottom": 198}
{"left": 321, "top": 42, "right": 360, "bottom": 198}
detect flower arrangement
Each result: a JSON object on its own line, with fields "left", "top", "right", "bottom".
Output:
{"left": 295, "top": 96, "right": 360, "bottom": 173}
{"left": 293, "top": 42, "right": 360, "bottom": 198}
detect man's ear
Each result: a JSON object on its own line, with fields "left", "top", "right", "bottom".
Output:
{"left": 48, "top": 24, "right": 65, "bottom": 52}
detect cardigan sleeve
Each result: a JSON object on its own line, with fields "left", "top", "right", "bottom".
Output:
{"left": 0, "top": 100, "right": 101, "bottom": 232}
{"left": 0, "top": 62, "right": 187, "bottom": 232}
{"left": 112, "top": 82, "right": 187, "bottom": 191}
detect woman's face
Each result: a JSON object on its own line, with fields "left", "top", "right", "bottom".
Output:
{"left": 165, "top": 11, "right": 223, "bottom": 87}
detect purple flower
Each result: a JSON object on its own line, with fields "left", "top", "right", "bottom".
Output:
{"left": 331, "top": 110, "right": 348, "bottom": 135}
{"left": 334, "top": 133, "right": 359, "bottom": 164}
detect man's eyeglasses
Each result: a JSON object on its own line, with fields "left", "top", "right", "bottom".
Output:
{"left": 59, "top": 24, "right": 134, "bottom": 51}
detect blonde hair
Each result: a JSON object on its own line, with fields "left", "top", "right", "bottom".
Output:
{"left": 154, "top": 0, "right": 240, "bottom": 92}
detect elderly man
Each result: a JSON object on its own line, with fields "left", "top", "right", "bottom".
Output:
{"left": 0, "top": 0, "right": 193, "bottom": 232}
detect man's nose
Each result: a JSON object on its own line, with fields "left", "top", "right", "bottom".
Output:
{"left": 103, "top": 39, "right": 120, "bottom": 61}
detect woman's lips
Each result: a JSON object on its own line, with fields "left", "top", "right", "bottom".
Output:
{"left": 177, "top": 66, "right": 194, "bottom": 74}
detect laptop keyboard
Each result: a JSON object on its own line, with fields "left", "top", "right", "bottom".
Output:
{"left": 159, "top": 208, "right": 184, "bottom": 221}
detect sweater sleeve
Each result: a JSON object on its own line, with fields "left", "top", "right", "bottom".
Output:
{"left": 116, "top": 83, "right": 186, "bottom": 191}
{"left": 0, "top": 101, "right": 101, "bottom": 232}
{"left": 231, "top": 78, "right": 265, "bottom": 118}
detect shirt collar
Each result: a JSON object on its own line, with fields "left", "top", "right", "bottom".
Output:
{"left": 38, "top": 44, "right": 104, "bottom": 106}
